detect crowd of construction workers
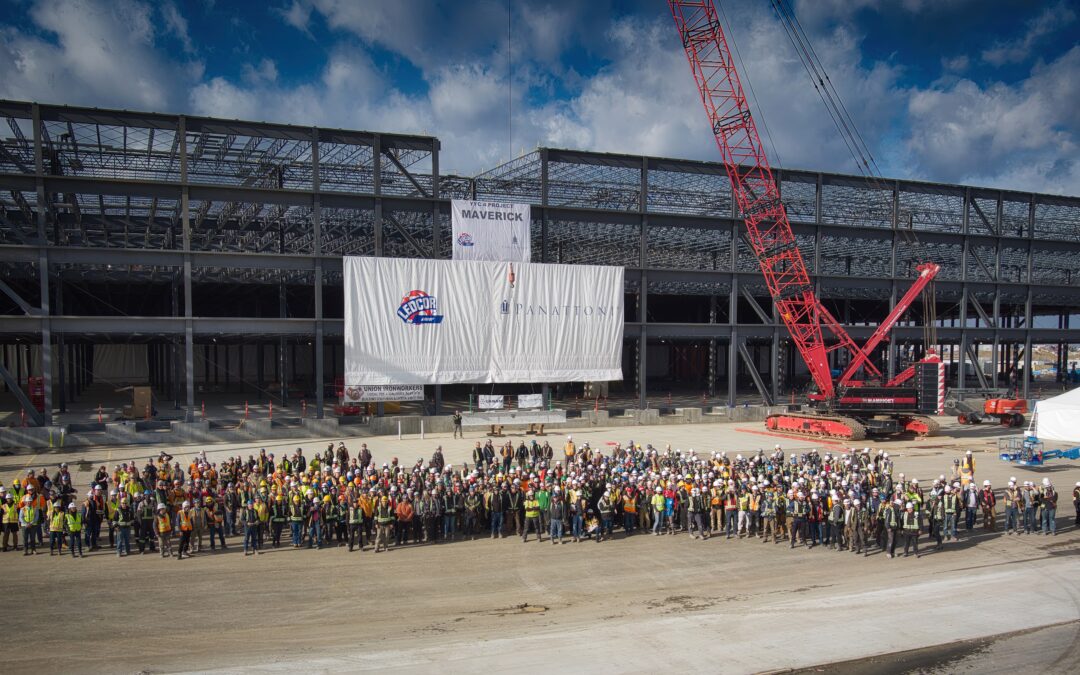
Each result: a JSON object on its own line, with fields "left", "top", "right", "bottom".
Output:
{"left": 1, "top": 438, "right": 1075, "bottom": 560}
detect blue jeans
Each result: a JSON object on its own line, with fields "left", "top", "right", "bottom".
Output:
{"left": 225, "top": 509, "right": 236, "bottom": 536}
{"left": 291, "top": 522, "right": 303, "bottom": 546}
{"left": 1005, "top": 506, "right": 1019, "bottom": 532}
{"left": 572, "top": 514, "right": 584, "bottom": 538}
{"left": 1023, "top": 507, "right": 1035, "bottom": 533}
{"left": 244, "top": 525, "right": 259, "bottom": 552}
{"left": 623, "top": 512, "right": 635, "bottom": 533}
{"left": 601, "top": 516, "right": 613, "bottom": 536}
{"left": 490, "top": 511, "right": 504, "bottom": 536}
{"left": 50, "top": 531, "right": 64, "bottom": 552}
{"left": 307, "top": 523, "right": 320, "bottom": 548}
{"left": 1041, "top": 508, "right": 1056, "bottom": 534}
{"left": 443, "top": 514, "right": 456, "bottom": 538}
{"left": 653, "top": 510, "right": 666, "bottom": 534}
{"left": 725, "top": 510, "right": 737, "bottom": 536}
{"left": 115, "top": 527, "right": 131, "bottom": 556}
{"left": 944, "top": 513, "right": 958, "bottom": 539}
{"left": 210, "top": 525, "right": 226, "bottom": 548}
{"left": 550, "top": 519, "right": 564, "bottom": 541}
{"left": 965, "top": 507, "right": 976, "bottom": 530}
{"left": 68, "top": 532, "right": 82, "bottom": 556}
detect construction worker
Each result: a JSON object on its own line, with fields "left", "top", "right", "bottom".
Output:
{"left": 761, "top": 488, "right": 776, "bottom": 543}
{"left": 688, "top": 488, "right": 708, "bottom": 540}
{"left": 288, "top": 495, "right": 306, "bottom": 548}
{"left": 1040, "top": 478, "right": 1057, "bottom": 535}
{"left": 113, "top": 497, "right": 134, "bottom": 557}
{"left": 650, "top": 487, "right": 666, "bottom": 535}
{"left": 235, "top": 499, "right": 254, "bottom": 555}
{"left": 1074, "top": 481, "right": 1080, "bottom": 526}
{"left": 207, "top": 496, "right": 226, "bottom": 550}
{"left": 136, "top": 495, "right": 156, "bottom": 554}
{"left": 980, "top": 480, "right": 996, "bottom": 531}
{"left": 65, "top": 503, "right": 83, "bottom": 557}
{"left": 48, "top": 501, "right": 67, "bottom": 555}
{"left": 374, "top": 496, "right": 394, "bottom": 552}
{"left": 1, "top": 493, "right": 19, "bottom": 552}
{"left": 19, "top": 495, "right": 39, "bottom": 555}
{"left": 155, "top": 503, "right": 173, "bottom": 558}
{"left": 848, "top": 499, "right": 867, "bottom": 556}
{"left": 901, "top": 502, "right": 920, "bottom": 557}
{"left": 789, "top": 492, "right": 807, "bottom": 548}
{"left": 395, "top": 494, "right": 414, "bottom": 546}
{"left": 1002, "top": 480, "right": 1020, "bottom": 534}
{"left": 306, "top": 497, "right": 322, "bottom": 549}
{"left": 347, "top": 498, "right": 364, "bottom": 551}
{"left": 522, "top": 490, "right": 542, "bottom": 543}
{"left": 176, "top": 500, "right": 194, "bottom": 560}
{"left": 960, "top": 450, "right": 975, "bottom": 484}
{"left": 191, "top": 497, "right": 208, "bottom": 553}
{"left": 548, "top": 490, "right": 566, "bottom": 544}
{"left": 943, "top": 485, "right": 960, "bottom": 541}
{"left": 883, "top": 499, "right": 901, "bottom": 559}
{"left": 928, "top": 492, "right": 945, "bottom": 550}
{"left": 270, "top": 495, "right": 288, "bottom": 548}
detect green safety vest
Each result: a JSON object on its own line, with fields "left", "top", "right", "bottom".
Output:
{"left": 66, "top": 512, "right": 83, "bottom": 533}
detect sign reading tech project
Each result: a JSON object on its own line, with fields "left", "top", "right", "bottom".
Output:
{"left": 451, "top": 199, "right": 531, "bottom": 262}
{"left": 344, "top": 257, "right": 623, "bottom": 385}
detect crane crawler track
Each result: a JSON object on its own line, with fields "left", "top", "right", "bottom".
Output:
{"left": 765, "top": 413, "right": 867, "bottom": 441}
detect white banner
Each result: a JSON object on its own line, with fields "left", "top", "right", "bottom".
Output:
{"left": 451, "top": 199, "right": 530, "bottom": 261}
{"left": 518, "top": 393, "right": 544, "bottom": 409}
{"left": 479, "top": 395, "right": 505, "bottom": 410}
{"left": 342, "top": 384, "right": 424, "bottom": 403}
{"left": 344, "top": 257, "right": 624, "bottom": 384}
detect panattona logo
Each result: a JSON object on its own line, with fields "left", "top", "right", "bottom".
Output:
{"left": 397, "top": 290, "right": 444, "bottom": 324}
{"left": 499, "top": 301, "right": 613, "bottom": 318}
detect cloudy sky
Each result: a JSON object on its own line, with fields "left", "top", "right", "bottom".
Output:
{"left": 1, "top": 0, "right": 1077, "bottom": 194}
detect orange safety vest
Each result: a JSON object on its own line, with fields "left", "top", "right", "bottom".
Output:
{"left": 623, "top": 496, "right": 637, "bottom": 514}
{"left": 178, "top": 510, "right": 193, "bottom": 531}
{"left": 157, "top": 514, "right": 172, "bottom": 533}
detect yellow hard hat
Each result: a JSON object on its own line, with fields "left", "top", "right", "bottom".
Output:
{"left": 323, "top": 495, "right": 331, "bottom": 503}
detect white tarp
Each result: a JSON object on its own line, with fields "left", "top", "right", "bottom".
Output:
{"left": 342, "top": 384, "right": 424, "bottom": 403}
{"left": 479, "top": 395, "right": 505, "bottom": 409}
{"left": 451, "top": 199, "right": 530, "bottom": 261}
{"left": 518, "top": 393, "right": 544, "bottom": 409}
{"left": 1032, "top": 388, "right": 1080, "bottom": 443}
{"left": 344, "top": 256, "right": 624, "bottom": 385}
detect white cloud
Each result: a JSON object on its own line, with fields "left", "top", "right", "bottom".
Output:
{"left": 161, "top": 1, "right": 195, "bottom": 54}
{"left": 981, "top": 1, "right": 1076, "bottom": 66}
{"left": 906, "top": 46, "right": 1080, "bottom": 194}
{"left": 278, "top": 0, "right": 313, "bottom": 35}
{"left": 242, "top": 58, "right": 278, "bottom": 85}
{"left": 942, "top": 54, "right": 969, "bottom": 73}
{"left": 0, "top": 0, "right": 195, "bottom": 110}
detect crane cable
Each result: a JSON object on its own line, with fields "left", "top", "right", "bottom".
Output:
{"left": 768, "top": 0, "right": 925, "bottom": 253}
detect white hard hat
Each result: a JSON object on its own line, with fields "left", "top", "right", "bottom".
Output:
{"left": 1042, "top": 478, "right": 1050, "bottom": 486}
{"left": 182, "top": 500, "right": 190, "bottom": 508}
{"left": 983, "top": 480, "right": 990, "bottom": 486}
{"left": 905, "top": 502, "right": 913, "bottom": 509}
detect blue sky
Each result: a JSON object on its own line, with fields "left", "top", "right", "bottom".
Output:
{"left": 1, "top": 0, "right": 1077, "bottom": 195}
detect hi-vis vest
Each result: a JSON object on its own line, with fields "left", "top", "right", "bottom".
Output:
{"left": 66, "top": 512, "right": 83, "bottom": 533}
{"left": 178, "top": 510, "right": 193, "bottom": 531}
{"left": 50, "top": 511, "right": 66, "bottom": 532}
{"left": 157, "top": 514, "right": 172, "bottom": 533}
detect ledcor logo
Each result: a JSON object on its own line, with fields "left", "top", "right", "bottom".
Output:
{"left": 396, "top": 290, "right": 444, "bottom": 324}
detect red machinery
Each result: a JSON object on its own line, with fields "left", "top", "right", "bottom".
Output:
{"left": 669, "top": 1, "right": 944, "bottom": 440}
{"left": 958, "top": 398, "right": 1027, "bottom": 427}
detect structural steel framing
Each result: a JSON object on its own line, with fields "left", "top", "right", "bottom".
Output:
{"left": 1, "top": 100, "right": 1079, "bottom": 424}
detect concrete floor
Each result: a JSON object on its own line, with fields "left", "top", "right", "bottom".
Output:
{"left": 1, "top": 419, "right": 1078, "bottom": 674}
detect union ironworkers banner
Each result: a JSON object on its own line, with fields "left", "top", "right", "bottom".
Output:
{"left": 343, "top": 256, "right": 623, "bottom": 384}
{"left": 451, "top": 199, "right": 531, "bottom": 261}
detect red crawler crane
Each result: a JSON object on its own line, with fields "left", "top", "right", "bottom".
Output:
{"left": 669, "top": 0, "right": 943, "bottom": 440}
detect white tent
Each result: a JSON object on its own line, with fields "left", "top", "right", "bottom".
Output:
{"left": 1031, "top": 388, "right": 1080, "bottom": 443}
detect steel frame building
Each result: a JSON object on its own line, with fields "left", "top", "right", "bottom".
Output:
{"left": 1, "top": 100, "right": 1079, "bottom": 425}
